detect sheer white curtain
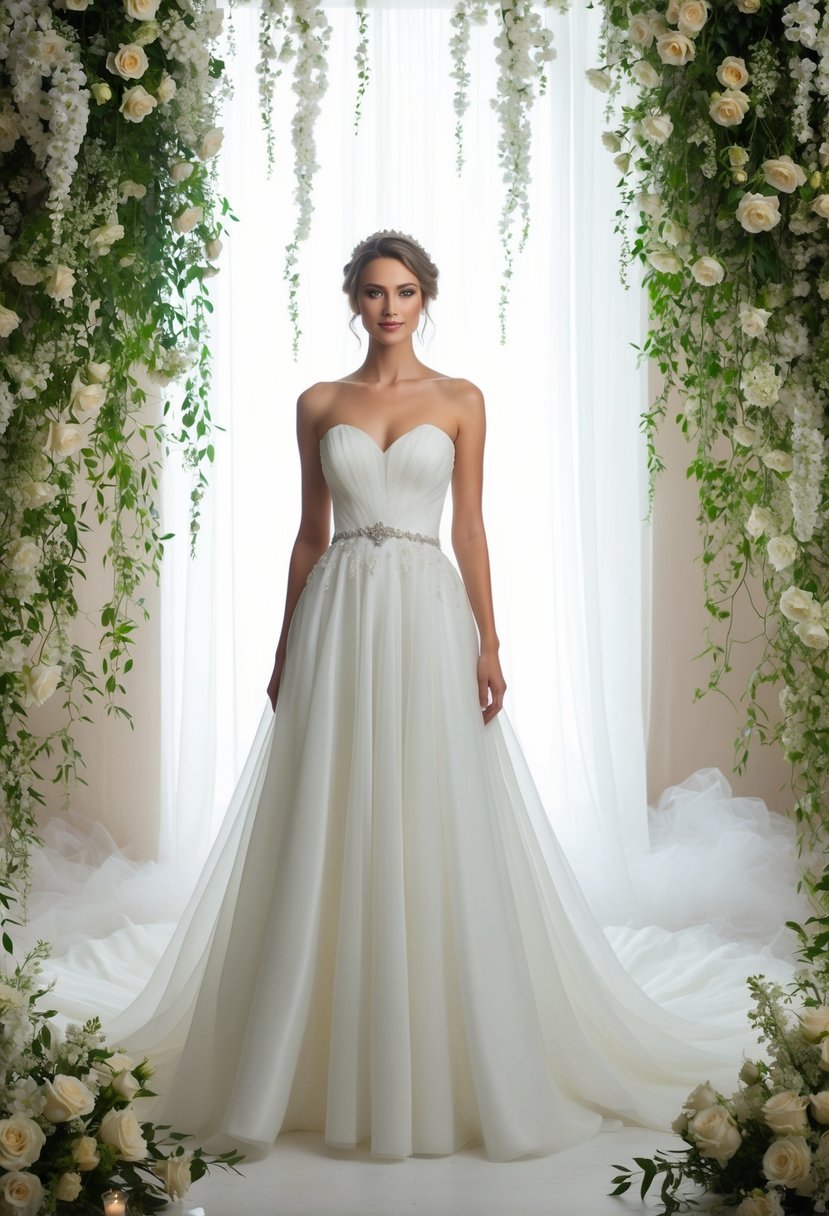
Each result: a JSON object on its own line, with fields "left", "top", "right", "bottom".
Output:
{"left": 159, "top": 0, "right": 650, "bottom": 915}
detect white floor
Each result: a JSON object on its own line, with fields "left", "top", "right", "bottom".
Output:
{"left": 169, "top": 1128, "right": 678, "bottom": 1215}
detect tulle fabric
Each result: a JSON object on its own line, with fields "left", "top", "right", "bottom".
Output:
{"left": 19, "top": 423, "right": 807, "bottom": 1163}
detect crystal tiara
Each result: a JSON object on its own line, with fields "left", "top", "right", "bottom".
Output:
{"left": 349, "top": 229, "right": 433, "bottom": 263}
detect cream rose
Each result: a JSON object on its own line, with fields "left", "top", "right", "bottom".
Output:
{"left": 0, "top": 1116, "right": 46, "bottom": 1170}
{"left": 812, "top": 1093, "right": 829, "bottom": 1124}
{"left": 585, "top": 68, "right": 612, "bottom": 93}
{"left": 198, "top": 126, "right": 224, "bottom": 159}
{"left": 767, "top": 537, "right": 797, "bottom": 572}
{"left": 762, "top": 155, "right": 807, "bottom": 194}
{"left": 124, "top": 0, "right": 161, "bottom": 18}
{"left": 677, "top": 0, "right": 709, "bottom": 33}
{"left": 763, "top": 1091, "right": 810, "bottom": 1134}
{"left": 780, "top": 586, "right": 820, "bottom": 623}
{"left": 662, "top": 219, "right": 690, "bottom": 246}
{"left": 762, "top": 1135, "right": 812, "bottom": 1187}
{"left": 170, "top": 160, "right": 195, "bottom": 183}
{"left": 762, "top": 449, "right": 793, "bottom": 473}
{"left": 689, "top": 1106, "right": 742, "bottom": 1165}
{"left": 737, "top": 1193, "right": 777, "bottom": 1216}
{"left": 614, "top": 152, "right": 631, "bottom": 173}
{"left": 44, "top": 420, "right": 84, "bottom": 460}
{"left": 70, "top": 373, "right": 107, "bottom": 418}
{"left": 739, "top": 1060, "right": 761, "bottom": 1085}
{"left": 736, "top": 193, "right": 781, "bottom": 233}
{"left": 732, "top": 425, "right": 757, "bottom": 447}
{"left": 647, "top": 247, "right": 682, "bottom": 273}
{"left": 88, "top": 220, "right": 125, "bottom": 256}
{"left": 23, "top": 664, "right": 61, "bottom": 709}
{"left": 70, "top": 1135, "right": 100, "bottom": 1172}
{"left": 671, "top": 1111, "right": 689, "bottom": 1135}
{"left": 20, "top": 481, "right": 57, "bottom": 509}
{"left": 119, "top": 84, "right": 158, "bottom": 123}
{"left": 641, "top": 112, "right": 674, "bottom": 143}
{"left": 717, "top": 56, "right": 749, "bottom": 89}
{"left": 746, "top": 506, "right": 775, "bottom": 539}
{"left": 709, "top": 89, "right": 750, "bottom": 127}
{"left": 152, "top": 1151, "right": 193, "bottom": 1200}
{"left": 106, "top": 42, "right": 149, "bottom": 80}
{"left": 98, "top": 1107, "right": 147, "bottom": 1161}
{"left": 739, "top": 303, "right": 771, "bottom": 336}
{"left": 172, "top": 206, "right": 204, "bottom": 235}
{"left": 55, "top": 1172, "right": 82, "bottom": 1202}
{"left": 8, "top": 262, "right": 42, "bottom": 286}
{"left": 0, "top": 305, "right": 22, "bottom": 338}
{"left": 802, "top": 1006, "right": 829, "bottom": 1040}
{"left": 656, "top": 31, "right": 695, "bottom": 65}
{"left": 811, "top": 194, "right": 829, "bottom": 219}
{"left": 602, "top": 131, "right": 622, "bottom": 152}
{"left": 42, "top": 1075, "right": 96, "bottom": 1123}
{"left": 684, "top": 1081, "right": 718, "bottom": 1112}
{"left": 43, "top": 264, "right": 76, "bottom": 304}
{"left": 7, "top": 538, "right": 39, "bottom": 574}
{"left": 795, "top": 620, "right": 829, "bottom": 651}
{"left": 157, "top": 71, "right": 177, "bottom": 103}
{"left": 632, "top": 59, "right": 660, "bottom": 87}
{"left": 636, "top": 191, "right": 663, "bottom": 218}
{"left": 727, "top": 145, "right": 750, "bottom": 168}
{"left": 691, "top": 256, "right": 724, "bottom": 286}
{"left": 1, "top": 1171, "right": 42, "bottom": 1211}
{"left": 87, "top": 360, "right": 110, "bottom": 383}
{"left": 627, "top": 14, "right": 655, "bottom": 46}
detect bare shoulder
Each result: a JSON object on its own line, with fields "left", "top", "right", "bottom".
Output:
{"left": 441, "top": 377, "right": 485, "bottom": 442}
{"left": 296, "top": 381, "right": 338, "bottom": 431}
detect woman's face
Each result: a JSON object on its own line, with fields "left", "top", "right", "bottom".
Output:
{"left": 356, "top": 257, "right": 424, "bottom": 342}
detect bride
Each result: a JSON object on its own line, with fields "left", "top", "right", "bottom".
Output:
{"left": 73, "top": 229, "right": 792, "bottom": 1163}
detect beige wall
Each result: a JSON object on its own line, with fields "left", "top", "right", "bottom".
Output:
{"left": 645, "top": 375, "right": 791, "bottom": 811}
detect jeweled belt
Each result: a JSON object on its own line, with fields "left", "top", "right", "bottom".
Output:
{"left": 331, "top": 520, "right": 441, "bottom": 549}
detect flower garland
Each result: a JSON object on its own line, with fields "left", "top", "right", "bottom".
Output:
{"left": 0, "top": 0, "right": 233, "bottom": 891}
{"left": 589, "top": 0, "right": 829, "bottom": 855}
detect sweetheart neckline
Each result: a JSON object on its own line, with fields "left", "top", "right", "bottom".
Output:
{"left": 319, "top": 421, "right": 455, "bottom": 456}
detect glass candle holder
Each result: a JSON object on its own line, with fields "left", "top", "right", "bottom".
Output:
{"left": 102, "top": 1187, "right": 130, "bottom": 1215}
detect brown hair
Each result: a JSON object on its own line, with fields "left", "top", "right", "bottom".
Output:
{"left": 342, "top": 230, "right": 439, "bottom": 345}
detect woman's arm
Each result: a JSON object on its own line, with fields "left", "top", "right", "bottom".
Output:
{"left": 450, "top": 382, "right": 506, "bottom": 724}
{"left": 267, "top": 388, "right": 331, "bottom": 710}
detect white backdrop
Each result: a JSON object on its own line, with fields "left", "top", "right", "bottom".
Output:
{"left": 158, "top": 0, "right": 652, "bottom": 913}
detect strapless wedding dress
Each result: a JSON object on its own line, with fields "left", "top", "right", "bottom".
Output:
{"left": 53, "top": 421, "right": 797, "bottom": 1162}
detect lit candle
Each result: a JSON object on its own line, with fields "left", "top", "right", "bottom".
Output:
{"left": 102, "top": 1188, "right": 129, "bottom": 1215}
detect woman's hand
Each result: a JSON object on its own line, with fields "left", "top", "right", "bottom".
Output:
{"left": 267, "top": 652, "right": 286, "bottom": 712}
{"left": 477, "top": 649, "right": 506, "bottom": 725}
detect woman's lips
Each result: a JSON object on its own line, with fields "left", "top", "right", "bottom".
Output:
{"left": 379, "top": 322, "right": 402, "bottom": 330}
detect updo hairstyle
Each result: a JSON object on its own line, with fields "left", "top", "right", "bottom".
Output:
{"left": 342, "top": 230, "right": 439, "bottom": 344}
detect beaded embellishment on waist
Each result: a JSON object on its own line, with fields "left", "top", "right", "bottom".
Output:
{"left": 331, "top": 520, "right": 441, "bottom": 549}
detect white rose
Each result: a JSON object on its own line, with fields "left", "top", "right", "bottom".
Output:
{"left": 739, "top": 304, "right": 771, "bottom": 336}
{"left": 0, "top": 1116, "right": 46, "bottom": 1170}
{"left": 94, "top": 1052, "right": 141, "bottom": 1099}
{"left": 198, "top": 126, "right": 224, "bottom": 159}
{"left": 86, "top": 360, "right": 110, "bottom": 383}
{"left": 656, "top": 31, "right": 695, "bottom": 65}
{"left": 684, "top": 1082, "right": 718, "bottom": 1112}
{"left": 717, "top": 56, "right": 749, "bottom": 89}
{"left": 736, "top": 193, "right": 781, "bottom": 233}
{"left": 767, "top": 537, "right": 797, "bottom": 571}
{"left": 735, "top": 0, "right": 760, "bottom": 10}
{"left": 7, "top": 538, "right": 39, "bottom": 574}
{"left": 647, "top": 247, "right": 682, "bottom": 273}
{"left": 151, "top": 1151, "right": 193, "bottom": 1200}
{"left": 44, "top": 420, "right": 84, "bottom": 460}
{"left": 739, "top": 1060, "right": 761, "bottom": 1085}
{"left": 812, "top": 1093, "right": 829, "bottom": 1124}
{"left": 205, "top": 237, "right": 223, "bottom": 260}
{"left": 710, "top": 89, "right": 750, "bottom": 127}
{"left": 802, "top": 1006, "right": 829, "bottom": 1041}
{"left": 632, "top": 59, "right": 660, "bottom": 87}
{"left": 172, "top": 206, "right": 204, "bottom": 235}
{"left": 762, "top": 156, "right": 807, "bottom": 194}
{"left": 779, "top": 586, "right": 819, "bottom": 623}
{"left": 614, "top": 152, "right": 631, "bottom": 173}
{"left": 649, "top": 11, "right": 670, "bottom": 35}
{"left": 124, "top": 0, "right": 161, "bottom": 18}
{"left": 20, "top": 481, "right": 57, "bottom": 509}
{"left": 641, "top": 112, "right": 674, "bottom": 142}
{"left": 732, "top": 425, "right": 757, "bottom": 446}
{"left": 762, "top": 1091, "right": 810, "bottom": 1134}
{"left": 0, "top": 305, "right": 22, "bottom": 338}
{"left": 42, "top": 1075, "right": 96, "bottom": 1123}
{"left": 671, "top": 1111, "right": 689, "bottom": 1134}
{"left": 170, "top": 160, "right": 195, "bottom": 183}
{"left": 23, "top": 664, "right": 61, "bottom": 709}
{"left": 70, "top": 1135, "right": 100, "bottom": 1172}
{"left": 677, "top": 0, "right": 709, "bottom": 33}
{"left": 666, "top": 0, "right": 681, "bottom": 21}
{"left": 105, "top": 42, "right": 149, "bottom": 80}
{"left": 736, "top": 1192, "right": 777, "bottom": 1216}
{"left": 43, "top": 264, "right": 76, "bottom": 303}
{"left": 691, "top": 256, "right": 725, "bottom": 286}
{"left": 762, "top": 1135, "right": 811, "bottom": 1187}
{"left": 746, "top": 506, "right": 775, "bottom": 539}
{"left": 70, "top": 372, "right": 107, "bottom": 418}
{"left": 0, "top": 110, "right": 20, "bottom": 153}
{"left": 157, "top": 70, "right": 177, "bottom": 103}
{"left": 1, "top": 1171, "right": 42, "bottom": 1211}
{"left": 119, "top": 84, "right": 158, "bottom": 124}
{"left": 762, "top": 449, "right": 793, "bottom": 473}
{"left": 8, "top": 262, "right": 42, "bottom": 286}
{"left": 98, "top": 1107, "right": 147, "bottom": 1161}
{"left": 88, "top": 220, "right": 125, "bottom": 256}
{"left": 602, "top": 131, "right": 622, "bottom": 152}
{"left": 795, "top": 620, "right": 829, "bottom": 650}
{"left": 689, "top": 1106, "right": 742, "bottom": 1165}
{"left": 118, "top": 179, "right": 146, "bottom": 201}
{"left": 55, "top": 1172, "right": 82, "bottom": 1202}
{"left": 585, "top": 68, "right": 612, "bottom": 93}
{"left": 662, "top": 219, "right": 690, "bottom": 246}
{"left": 727, "top": 145, "right": 750, "bottom": 167}
{"left": 627, "top": 14, "right": 655, "bottom": 45}
{"left": 811, "top": 194, "right": 829, "bottom": 218}
{"left": 636, "top": 191, "right": 664, "bottom": 217}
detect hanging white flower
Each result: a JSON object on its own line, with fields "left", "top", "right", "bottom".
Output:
{"left": 585, "top": 68, "right": 612, "bottom": 92}
{"left": 762, "top": 449, "right": 794, "bottom": 473}
{"left": 739, "top": 303, "right": 771, "bottom": 336}
{"left": 172, "top": 206, "right": 204, "bottom": 235}
{"left": 767, "top": 536, "right": 798, "bottom": 571}
{"left": 198, "top": 127, "right": 224, "bottom": 160}
{"left": 43, "top": 266, "right": 76, "bottom": 305}
{"left": 647, "top": 246, "right": 683, "bottom": 273}
{"left": 632, "top": 60, "right": 660, "bottom": 87}
{"left": 22, "top": 664, "right": 62, "bottom": 709}
{"left": 691, "top": 256, "right": 724, "bottom": 285}
{"left": 640, "top": 113, "right": 674, "bottom": 143}
{"left": 732, "top": 425, "right": 757, "bottom": 446}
